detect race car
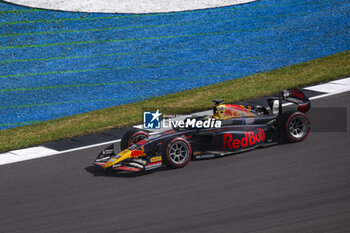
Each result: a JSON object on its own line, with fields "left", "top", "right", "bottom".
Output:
{"left": 94, "top": 88, "right": 311, "bottom": 172}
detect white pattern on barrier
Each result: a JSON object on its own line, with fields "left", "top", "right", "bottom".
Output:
{"left": 4, "top": 0, "right": 258, "bottom": 13}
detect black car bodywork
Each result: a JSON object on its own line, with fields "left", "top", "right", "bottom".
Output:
{"left": 94, "top": 89, "right": 311, "bottom": 172}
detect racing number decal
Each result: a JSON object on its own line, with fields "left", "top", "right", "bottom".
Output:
{"left": 223, "top": 128, "right": 265, "bottom": 149}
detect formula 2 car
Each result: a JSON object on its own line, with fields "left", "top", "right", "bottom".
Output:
{"left": 94, "top": 88, "right": 311, "bottom": 172}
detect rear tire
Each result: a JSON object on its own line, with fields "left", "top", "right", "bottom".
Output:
{"left": 278, "top": 111, "right": 310, "bottom": 143}
{"left": 120, "top": 129, "right": 150, "bottom": 151}
{"left": 162, "top": 137, "right": 192, "bottom": 168}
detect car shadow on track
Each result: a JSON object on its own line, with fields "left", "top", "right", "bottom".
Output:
{"left": 85, "top": 165, "right": 171, "bottom": 178}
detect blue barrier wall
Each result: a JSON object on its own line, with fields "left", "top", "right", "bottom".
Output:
{"left": 0, "top": 0, "right": 349, "bottom": 129}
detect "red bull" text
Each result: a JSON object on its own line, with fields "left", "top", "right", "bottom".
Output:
{"left": 223, "top": 128, "right": 265, "bottom": 149}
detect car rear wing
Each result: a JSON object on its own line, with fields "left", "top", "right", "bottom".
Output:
{"left": 267, "top": 88, "right": 311, "bottom": 115}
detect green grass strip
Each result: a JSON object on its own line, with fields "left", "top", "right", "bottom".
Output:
{"left": 0, "top": 1, "right": 316, "bottom": 25}
{"left": 0, "top": 43, "right": 259, "bottom": 64}
{"left": 0, "top": 120, "right": 42, "bottom": 127}
{"left": 0, "top": 73, "right": 247, "bottom": 94}
{"left": 0, "top": 13, "right": 307, "bottom": 38}
{"left": 0, "top": 56, "right": 262, "bottom": 79}
{"left": 0, "top": 50, "right": 348, "bottom": 152}
{"left": 0, "top": 8, "right": 42, "bottom": 14}
{"left": 0, "top": 27, "right": 274, "bottom": 50}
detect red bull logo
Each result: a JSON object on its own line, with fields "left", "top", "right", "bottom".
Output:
{"left": 223, "top": 128, "right": 265, "bottom": 149}
{"left": 130, "top": 146, "right": 146, "bottom": 158}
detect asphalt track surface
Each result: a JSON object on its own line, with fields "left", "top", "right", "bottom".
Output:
{"left": 1, "top": 92, "right": 350, "bottom": 233}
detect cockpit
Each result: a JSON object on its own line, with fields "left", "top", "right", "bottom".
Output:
{"left": 212, "top": 100, "right": 258, "bottom": 120}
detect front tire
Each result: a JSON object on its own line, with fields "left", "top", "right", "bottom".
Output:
{"left": 120, "top": 129, "right": 150, "bottom": 151}
{"left": 278, "top": 111, "right": 310, "bottom": 142}
{"left": 163, "top": 137, "right": 192, "bottom": 168}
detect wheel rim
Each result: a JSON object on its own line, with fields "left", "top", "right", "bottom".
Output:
{"left": 131, "top": 133, "right": 148, "bottom": 145}
{"left": 169, "top": 141, "right": 190, "bottom": 165}
{"left": 289, "top": 115, "right": 308, "bottom": 139}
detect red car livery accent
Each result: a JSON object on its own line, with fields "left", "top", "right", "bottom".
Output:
{"left": 223, "top": 128, "right": 265, "bottom": 149}
{"left": 297, "top": 104, "right": 310, "bottom": 113}
{"left": 114, "top": 166, "right": 142, "bottom": 172}
{"left": 290, "top": 89, "right": 305, "bottom": 99}
{"left": 94, "top": 162, "right": 105, "bottom": 168}
{"left": 136, "top": 140, "right": 148, "bottom": 145}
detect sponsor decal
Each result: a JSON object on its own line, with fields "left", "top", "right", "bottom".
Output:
{"left": 148, "top": 133, "right": 161, "bottom": 140}
{"left": 195, "top": 154, "right": 215, "bottom": 159}
{"left": 102, "top": 149, "right": 114, "bottom": 155}
{"left": 143, "top": 110, "right": 162, "bottom": 129}
{"left": 223, "top": 128, "right": 265, "bottom": 149}
{"left": 132, "top": 158, "right": 147, "bottom": 165}
{"left": 128, "top": 144, "right": 138, "bottom": 150}
{"left": 95, "top": 157, "right": 111, "bottom": 162}
{"left": 145, "top": 162, "right": 162, "bottom": 170}
{"left": 128, "top": 162, "right": 144, "bottom": 169}
{"left": 243, "top": 118, "right": 255, "bottom": 125}
{"left": 150, "top": 156, "right": 162, "bottom": 163}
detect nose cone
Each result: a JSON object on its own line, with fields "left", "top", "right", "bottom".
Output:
{"left": 104, "top": 149, "right": 132, "bottom": 168}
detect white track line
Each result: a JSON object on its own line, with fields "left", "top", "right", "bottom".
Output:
{"left": 0, "top": 146, "right": 58, "bottom": 165}
{"left": 1, "top": 77, "right": 349, "bottom": 165}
